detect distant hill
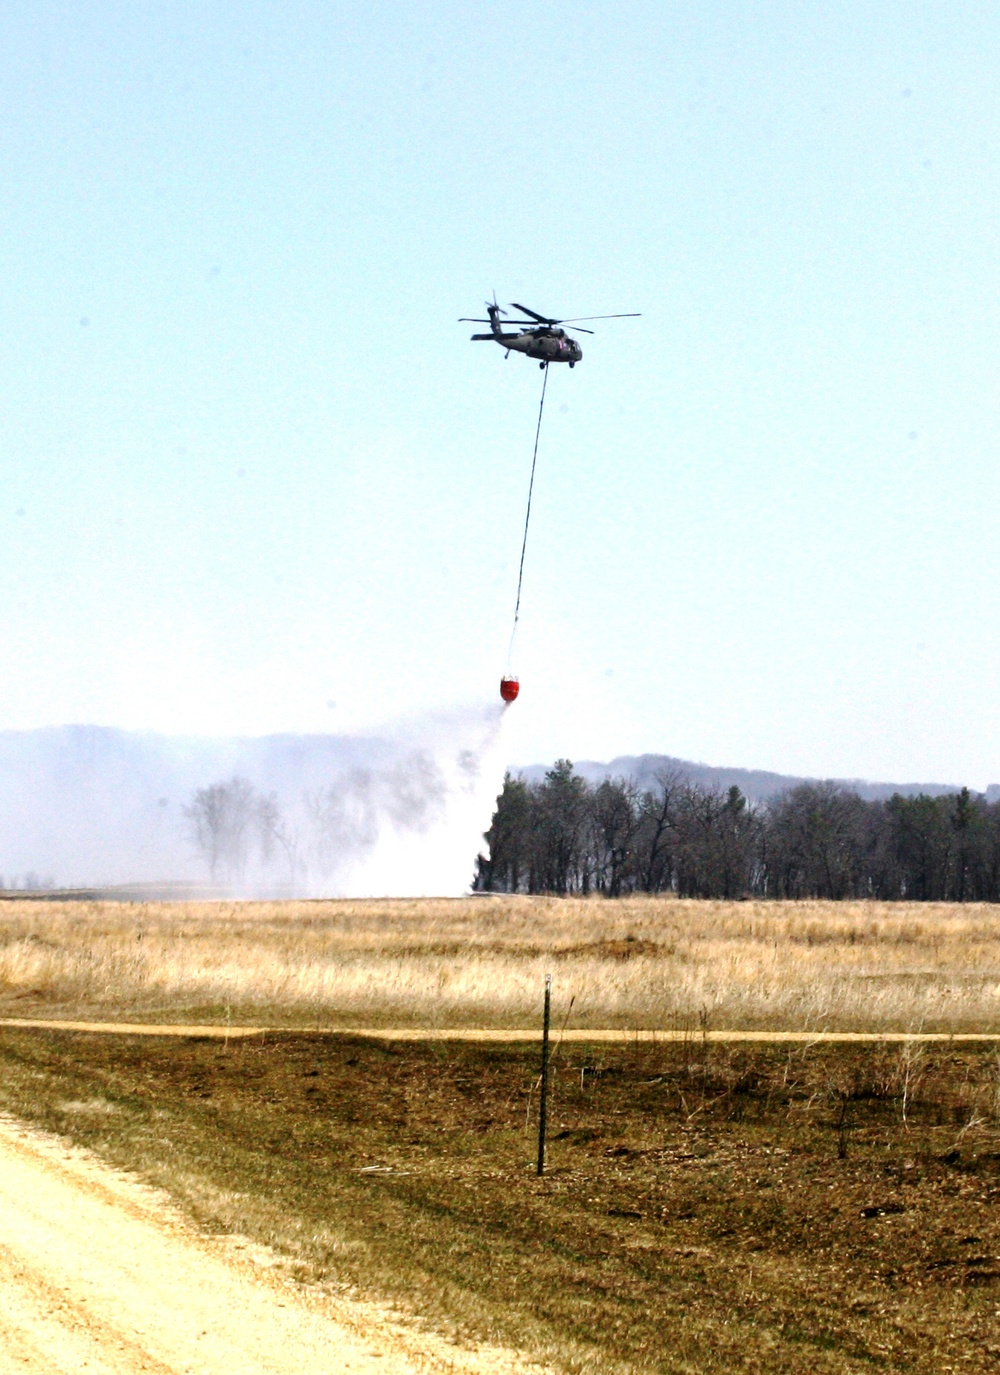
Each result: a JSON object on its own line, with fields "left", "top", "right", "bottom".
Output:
{"left": 514, "top": 752, "right": 1000, "bottom": 804}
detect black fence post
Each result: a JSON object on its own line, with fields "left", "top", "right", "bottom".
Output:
{"left": 537, "top": 973, "right": 551, "bottom": 1176}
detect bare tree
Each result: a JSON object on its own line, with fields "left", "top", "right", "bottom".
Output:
{"left": 589, "top": 777, "right": 642, "bottom": 897}
{"left": 636, "top": 770, "right": 683, "bottom": 893}
{"left": 184, "top": 776, "right": 282, "bottom": 882}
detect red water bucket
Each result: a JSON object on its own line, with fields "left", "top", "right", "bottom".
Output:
{"left": 499, "top": 677, "right": 520, "bottom": 703}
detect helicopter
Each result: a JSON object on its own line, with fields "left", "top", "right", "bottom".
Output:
{"left": 459, "top": 300, "right": 640, "bottom": 368}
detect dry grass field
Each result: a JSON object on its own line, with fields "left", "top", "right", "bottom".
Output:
{"left": 2, "top": 894, "right": 1000, "bottom": 1032}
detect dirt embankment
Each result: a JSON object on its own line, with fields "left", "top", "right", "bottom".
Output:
{"left": 0, "top": 1114, "right": 542, "bottom": 1375}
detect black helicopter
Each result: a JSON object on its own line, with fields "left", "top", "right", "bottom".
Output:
{"left": 460, "top": 301, "right": 640, "bottom": 368}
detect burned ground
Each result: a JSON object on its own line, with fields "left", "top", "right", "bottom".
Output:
{"left": 1, "top": 1028, "right": 999, "bottom": 1373}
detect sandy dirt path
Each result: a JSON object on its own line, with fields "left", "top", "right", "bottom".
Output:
{"left": 0, "top": 1115, "right": 543, "bottom": 1375}
{"left": 2, "top": 1016, "right": 1000, "bottom": 1042}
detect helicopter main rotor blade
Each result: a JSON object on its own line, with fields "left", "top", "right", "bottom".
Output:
{"left": 557, "top": 313, "right": 642, "bottom": 322}
{"left": 510, "top": 302, "right": 558, "bottom": 325}
{"left": 566, "top": 326, "right": 595, "bottom": 334}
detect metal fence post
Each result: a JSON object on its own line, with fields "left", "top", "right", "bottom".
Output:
{"left": 537, "top": 973, "right": 551, "bottom": 1176}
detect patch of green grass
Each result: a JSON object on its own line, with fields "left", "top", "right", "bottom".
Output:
{"left": 2, "top": 1030, "right": 1000, "bottom": 1373}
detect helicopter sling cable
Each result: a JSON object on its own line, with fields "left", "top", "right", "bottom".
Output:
{"left": 500, "top": 364, "right": 549, "bottom": 703}
{"left": 461, "top": 296, "right": 639, "bottom": 702}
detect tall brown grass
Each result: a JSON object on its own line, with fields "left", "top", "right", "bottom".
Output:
{"left": 1, "top": 895, "right": 1000, "bottom": 1031}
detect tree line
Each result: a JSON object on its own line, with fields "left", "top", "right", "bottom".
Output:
{"left": 474, "top": 762, "right": 1000, "bottom": 901}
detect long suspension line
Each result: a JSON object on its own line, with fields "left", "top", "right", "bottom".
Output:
{"left": 507, "top": 365, "right": 549, "bottom": 668}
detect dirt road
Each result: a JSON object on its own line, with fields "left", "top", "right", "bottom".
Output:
{"left": 0, "top": 1114, "right": 541, "bottom": 1375}
{"left": 2, "top": 1016, "right": 1000, "bottom": 1042}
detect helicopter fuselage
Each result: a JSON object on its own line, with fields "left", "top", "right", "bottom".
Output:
{"left": 471, "top": 306, "right": 582, "bottom": 366}
{"left": 464, "top": 300, "right": 640, "bottom": 368}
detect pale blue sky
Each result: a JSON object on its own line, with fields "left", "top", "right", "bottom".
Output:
{"left": 3, "top": 2, "right": 999, "bottom": 784}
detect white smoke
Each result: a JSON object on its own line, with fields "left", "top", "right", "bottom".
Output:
{"left": 0, "top": 705, "right": 509, "bottom": 897}
{"left": 291, "top": 705, "right": 509, "bottom": 896}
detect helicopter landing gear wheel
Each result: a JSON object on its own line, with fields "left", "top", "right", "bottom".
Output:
{"left": 569, "top": 361, "right": 575, "bottom": 369}
{"left": 539, "top": 361, "right": 546, "bottom": 370}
